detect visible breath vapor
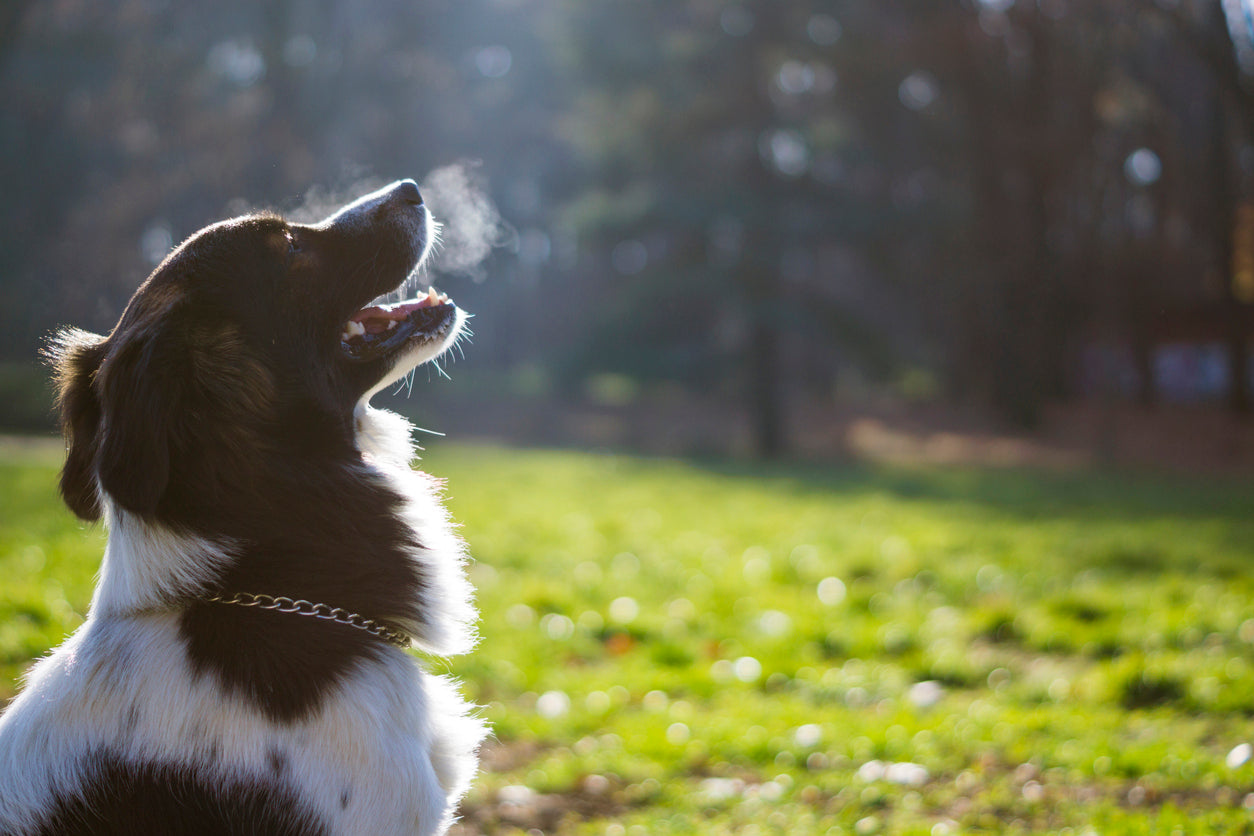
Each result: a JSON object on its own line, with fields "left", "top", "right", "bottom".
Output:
{"left": 419, "top": 163, "right": 508, "bottom": 282}
{"left": 286, "top": 163, "right": 507, "bottom": 284}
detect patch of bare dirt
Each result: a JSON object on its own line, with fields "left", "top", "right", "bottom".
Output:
{"left": 429, "top": 392, "right": 1254, "bottom": 475}
{"left": 448, "top": 740, "right": 630, "bottom": 836}
{"left": 827, "top": 399, "right": 1254, "bottom": 475}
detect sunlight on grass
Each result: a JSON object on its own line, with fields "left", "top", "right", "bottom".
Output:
{"left": 4, "top": 442, "right": 1254, "bottom": 833}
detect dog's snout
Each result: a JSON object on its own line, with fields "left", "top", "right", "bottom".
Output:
{"left": 316, "top": 179, "right": 426, "bottom": 230}
{"left": 395, "top": 180, "right": 423, "bottom": 206}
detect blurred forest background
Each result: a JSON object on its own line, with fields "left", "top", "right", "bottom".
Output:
{"left": 2, "top": 0, "right": 1254, "bottom": 469}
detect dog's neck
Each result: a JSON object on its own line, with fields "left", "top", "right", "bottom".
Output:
{"left": 86, "top": 405, "right": 474, "bottom": 658}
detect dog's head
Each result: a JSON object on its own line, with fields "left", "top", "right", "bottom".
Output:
{"left": 50, "top": 180, "right": 464, "bottom": 522}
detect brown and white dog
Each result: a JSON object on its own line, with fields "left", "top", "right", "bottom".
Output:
{"left": 0, "top": 180, "right": 484, "bottom": 835}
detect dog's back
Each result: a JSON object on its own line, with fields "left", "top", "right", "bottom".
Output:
{"left": 2, "top": 594, "right": 480, "bottom": 835}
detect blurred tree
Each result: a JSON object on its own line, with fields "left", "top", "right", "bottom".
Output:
{"left": 0, "top": 0, "right": 35, "bottom": 67}
{"left": 873, "top": 0, "right": 1151, "bottom": 424}
{"left": 1135, "top": 0, "right": 1254, "bottom": 414}
{"left": 1, "top": 0, "right": 1250, "bottom": 442}
{"left": 548, "top": 0, "right": 907, "bottom": 455}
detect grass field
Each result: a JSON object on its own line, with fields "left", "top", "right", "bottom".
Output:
{"left": 3, "top": 440, "right": 1254, "bottom": 834}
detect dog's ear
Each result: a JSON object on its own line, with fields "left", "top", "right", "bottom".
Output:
{"left": 92, "top": 323, "right": 188, "bottom": 517}
{"left": 46, "top": 328, "right": 109, "bottom": 521}
{"left": 50, "top": 306, "right": 273, "bottom": 519}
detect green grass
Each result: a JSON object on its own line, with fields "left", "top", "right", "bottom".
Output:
{"left": 4, "top": 440, "right": 1254, "bottom": 834}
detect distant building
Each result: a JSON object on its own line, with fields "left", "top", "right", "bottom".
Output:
{"left": 1082, "top": 305, "right": 1254, "bottom": 403}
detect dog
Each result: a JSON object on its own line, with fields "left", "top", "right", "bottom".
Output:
{"left": 0, "top": 180, "right": 485, "bottom": 835}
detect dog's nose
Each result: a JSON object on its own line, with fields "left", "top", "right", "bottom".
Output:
{"left": 395, "top": 180, "right": 423, "bottom": 206}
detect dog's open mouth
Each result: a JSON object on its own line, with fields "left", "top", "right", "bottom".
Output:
{"left": 340, "top": 287, "right": 456, "bottom": 362}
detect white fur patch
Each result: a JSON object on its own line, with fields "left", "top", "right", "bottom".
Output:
{"left": 89, "top": 506, "right": 234, "bottom": 616}
{"left": 353, "top": 406, "right": 477, "bottom": 657}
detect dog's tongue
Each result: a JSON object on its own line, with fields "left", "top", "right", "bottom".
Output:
{"left": 349, "top": 288, "right": 444, "bottom": 335}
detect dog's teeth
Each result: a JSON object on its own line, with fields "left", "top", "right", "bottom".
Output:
{"left": 427, "top": 287, "right": 439, "bottom": 306}
{"left": 386, "top": 320, "right": 397, "bottom": 330}
{"left": 343, "top": 320, "right": 366, "bottom": 339}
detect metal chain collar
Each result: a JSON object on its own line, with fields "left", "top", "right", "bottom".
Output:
{"left": 203, "top": 592, "right": 412, "bottom": 649}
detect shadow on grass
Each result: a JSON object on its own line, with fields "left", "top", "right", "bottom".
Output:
{"left": 685, "top": 453, "right": 1254, "bottom": 520}
{"left": 672, "top": 454, "right": 1254, "bottom": 580}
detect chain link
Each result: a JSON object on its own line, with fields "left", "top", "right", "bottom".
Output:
{"left": 203, "top": 592, "right": 411, "bottom": 649}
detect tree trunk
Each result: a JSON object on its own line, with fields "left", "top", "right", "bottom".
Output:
{"left": 747, "top": 313, "right": 785, "bottom": 458}
{"left": 1224, "top": 297, "right": 1251, "bottom": 414}
{"left": 1207, "top": 77, "right": 1252, "bottom": 414}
